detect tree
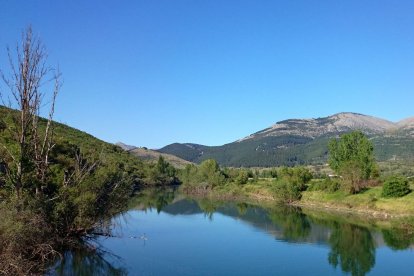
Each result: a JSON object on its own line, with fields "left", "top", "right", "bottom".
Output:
{"left": 198, "top": 159, "right": 225, "bottom": 187}
{"left": 328, "top": 131, "right": 376, "bottom": 193}
{"left": 0, "top": 26, "right": 61, "bottom": 197}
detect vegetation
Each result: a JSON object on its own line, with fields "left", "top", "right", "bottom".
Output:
{"left": 328, "top": 131, "right": 377, "bottom": 194}
{"left": 382, "top": 176, "right": 411, "bottom": 198}
{"left": 0, "top": 28, "right": 177, "bottom": 274}
{"left": 158, "top": 131, "right": 414, "bottom": 168}
{"left": 1, "top": 27, "right": 414, "bottom": 276}
{"left": 179, "top": 159, "right": 313, "bottom": 203}
{"left": 307, "top": 178, "right": 341, "bottom": 193}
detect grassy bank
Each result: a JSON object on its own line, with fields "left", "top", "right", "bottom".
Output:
{"left": 181, "top": 170, "right": 414, "bottom": 220}
{"left": 298, "top": 183, "right": 414, "bottom": 218}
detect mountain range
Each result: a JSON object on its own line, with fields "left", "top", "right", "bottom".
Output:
{"left": 156, "top": 112, "right": 414, "bottom": 167}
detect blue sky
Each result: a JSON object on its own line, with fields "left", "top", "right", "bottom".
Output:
{"left": 1, "top": 0, "right": 414, "bottom": 148}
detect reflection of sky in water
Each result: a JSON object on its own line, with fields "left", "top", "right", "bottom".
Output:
{"left": 51, "top": 195, "right": 414, "bottom": 276}
{"left": 101, "top": 210, "right": 336, "bottom": 275}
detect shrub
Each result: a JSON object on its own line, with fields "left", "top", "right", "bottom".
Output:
{"left": 235, "top": 170, "right": 249, "bottom": 185}
{"left": 274, "top": 181, "right": 302, "bottom": 203}
{"left": 382, "top": 176, "right": 411, "bottom": 198}
{"left": 309, "top": 178, "right": 340, "bottom": 193}
{"left": 279, "top": 167, "right": 313, "bottom": 186}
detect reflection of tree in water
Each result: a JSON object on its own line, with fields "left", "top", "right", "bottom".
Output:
{"left": 50, "top": 247, "right": 127, "bottom": 276}
{"left": 382, "top": 227, "right": 414, "bottom": 251}
{"left": 328, "top": 223, "right": 375, "bottom": 276}
{"left": 131, "top": 187, "right": 176, "bottom": 213}
{"left": 268, "top": 207, "right": 311, "bottom": 240}
{"left": 236, "top": 202, "right": 248, "bottom": 215}
{"left": 197, "top": 199, "right": 221, "bottom": 220}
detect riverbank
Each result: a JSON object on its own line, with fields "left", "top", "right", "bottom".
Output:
{"left": 181, "top": 181, "right": 414, "bottom": 221}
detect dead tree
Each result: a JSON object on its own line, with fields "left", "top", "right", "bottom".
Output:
{"left": 0, "top": 26, "right": 61, "bottom": 197}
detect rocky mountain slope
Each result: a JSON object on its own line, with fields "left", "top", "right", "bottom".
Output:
{"left": 157, "top": 112, "right": 414, "bottom": 167}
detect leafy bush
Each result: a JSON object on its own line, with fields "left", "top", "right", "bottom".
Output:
{"left": 179, "top": 159, "right": 226, "bottom": 190}
{"left": 277, "top": 167, "right": 313, "bottom": 192}
{"left": 309, "top": 178, "right": 340, "bottom": 193}
{"left": 274, "top": 181, "right": 302, "bottom": 203}
{"left": 235, "top": 170, "right": 249, "bottom": 185}
{"left": 382, "top": 176, "right": 411, "bottom": 198}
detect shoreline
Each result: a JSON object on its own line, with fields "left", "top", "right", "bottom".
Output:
{"left": 182, "top": 186, "right": 414, "bottom": 221}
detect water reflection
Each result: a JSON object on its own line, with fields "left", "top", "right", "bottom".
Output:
{"left": 49, "top": 247, "right": 127, "bottom": 276}
{"left": 382, "top": 227, "right": 414, "bottom": 250}
{"left": 129, "top": 187, "right": 176, "bottom": 213}
{"left": 328, "top": 223, "right": 375, "bottom": 276}
{"left": 53, "top": 188, "right": 414, "bottom": 276}
{"left": 268, "top": 207, "right": 311, "bottom": 241}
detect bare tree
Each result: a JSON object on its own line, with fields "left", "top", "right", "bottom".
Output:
{"left": 0, "top": 26, "right": 61, "bottom": 197}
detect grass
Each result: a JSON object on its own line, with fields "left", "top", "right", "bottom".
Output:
{"left": 191, "top": 174, "right": 414, "bottom": 219}
{"left": 300, "top": 182, "right": 414, "bottom": 217}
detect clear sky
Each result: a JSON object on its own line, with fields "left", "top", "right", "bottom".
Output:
{"left": 1, "top": 0, "right": 413, "bottom": 148}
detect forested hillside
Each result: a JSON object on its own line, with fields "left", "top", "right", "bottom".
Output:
{"left": 158, "top": 113, "right": 414, "bottom": 167}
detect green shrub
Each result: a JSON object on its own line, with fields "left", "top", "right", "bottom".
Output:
{"left": 235, "top": 170, "right": 249, "bottom": 185}
{"left": 309, "top": 178, "right": 340, "bottom": 193}
{"left": 382, "top": 176, "right": 411, "bottom": 198}
{"left": 274, "top": 181, "right": 302, "bottom": 203}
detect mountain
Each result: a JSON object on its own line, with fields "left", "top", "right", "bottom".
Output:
{"left": 157, "top": 112, "right": 414, "bottom": 167}
{"left": 116, "top": 142, "right": 192, "bottom": 168}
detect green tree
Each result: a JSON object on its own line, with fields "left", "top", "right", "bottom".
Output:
{"left": 328, "top": 131, "right": 376, "bottom": 193}
{"left": 198, "top": 159, "right": 225, "bottom": 187}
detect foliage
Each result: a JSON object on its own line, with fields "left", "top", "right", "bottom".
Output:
{"left": 259, "top": 168, "right": 278, "bottom": 178}
{"left": 144, "top": 156, "right": 179, "bottom": 185}
{"left": 234, "top": 170, "right": 249, "bottom": 185}
{"left": 0, "top": 104, "right": 182, "bottom": 273}
{"left": 273, "top": 181, "right": 303, "bottom": 203}
{"left": 159, "top": 126, "right": 414, "bottom": 167}
{"left": 328, "top": 131, "right": 377, "bottom": 193}
{"left": 381, "top": 176, "right": 411, "bottom": 198}
{"left": 0, "top": 200, "right": 58, "bottom": 275}
{"left": 279, "top": 166, "right": 312, "bottom": 189}
{"left": 179, "top": 159, "right": 226, "bottom": 191}
{"left": 308, "top": 178, "right": 341, "bottom": 193}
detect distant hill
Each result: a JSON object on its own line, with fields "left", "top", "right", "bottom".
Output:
{"left": 116, "top": 142, "right": 192, "bottom": 168}
{"left": 158, "top": 112, "right": 414, "bottom": 167}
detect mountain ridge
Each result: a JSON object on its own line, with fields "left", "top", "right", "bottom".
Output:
{"left": 157, "top": 112, "right": 414, "bottom": 167}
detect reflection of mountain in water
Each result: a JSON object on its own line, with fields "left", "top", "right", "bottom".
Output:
{"left": 162, "top": 198, "right": 337, "bottom": 246}
{"left": 132, "top": 189, "right": 414, "bottom": 276}
{"left": 161, "top": 198, "right": 384, "bottom": 276}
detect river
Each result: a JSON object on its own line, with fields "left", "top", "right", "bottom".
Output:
{"left": 48, "top": 188, "right": 414, "bottom": 275}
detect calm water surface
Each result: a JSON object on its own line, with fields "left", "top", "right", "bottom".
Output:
{"left": 50, "top": 189, "right": 414, "bottom": 276}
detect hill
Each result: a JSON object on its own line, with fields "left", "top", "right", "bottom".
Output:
{"left": 158, "top": 112, "right": 414, "bottom": 167}
{"left": 0, "top": 106, "right": 146, "bottom": 180}
{"left": 116, "top": 142, "right": 192, "bottom": 168}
